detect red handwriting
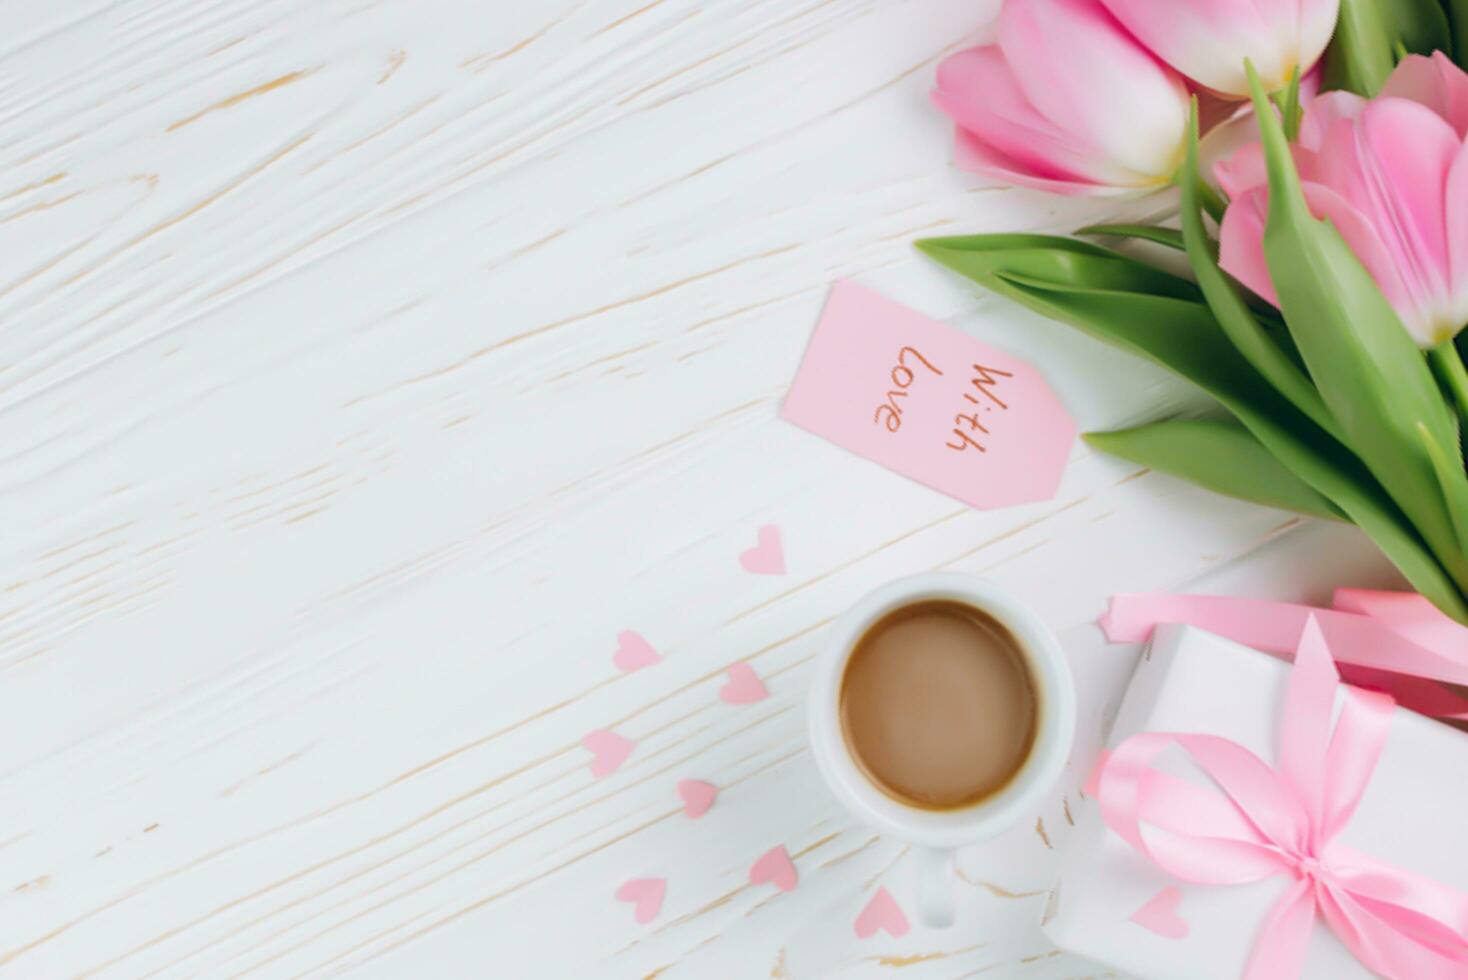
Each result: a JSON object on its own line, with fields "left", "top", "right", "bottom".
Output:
{"left": 946, "top": 363, "right": 1014, "bottom": 452}
{"left": 873, "top": 346, "right": 943, "bottom": 432}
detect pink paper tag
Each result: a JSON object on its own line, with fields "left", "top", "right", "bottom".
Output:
{"left": 782, "top": 282, "right": 1076, "bottom": 509}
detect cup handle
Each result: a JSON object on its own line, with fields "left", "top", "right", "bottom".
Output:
{"left": 915, "top": 846, "right": 956, "bottom": 928}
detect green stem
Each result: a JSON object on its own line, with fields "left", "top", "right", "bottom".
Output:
{"left": 1429, "top": 339, "right": 1468, "bottom": 435}
{"left": 1174, "top": 167, "right": 1227, "bottom": 222}
{"left": 1197, "top": 178, "right": 1227, "bottom": 223}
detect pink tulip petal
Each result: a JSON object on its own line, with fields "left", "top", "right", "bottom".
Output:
{"left": 1446, "top": 140, "right": 1468, "bottom": 337}
{"left": 1214, "top": 142, "right": 1322, "bottom": 202}
{"left": 933, "top": 47, "right": 1109, "bottom": 187}
{"left": 1214, "top": 142, "right": 1266, "bottom": 202}
{"left": 1220, "top": 183, "right": 1403, "bottom": 323}
{"left": 1296, "top": 0, "right": 1345, "bottom": 90}
{"left": 1214, "top": 141, "right": 1267, "bottom": 202}
{"left": 998, "top": 0, "right": 1188, "bottom": 185}
{"left": 950, "top": 128, "right": 1133, "bottom": 197}
{"left": 1382, "top": 52, "right": 1468, "bottom": 138}
{"left": 1299, "top": 185, "right": 1417, "bottom": 332}
{"left": 1100, "top": 0, "right": 1338, "bottom": 96}
{"left": 1207, "top": 86, "right": 1347, "bottom": 203}
{"left": 1315, "top": 99, "right": 1459, "bottom": 341}
{"left": 1298, "top": 91, "right": 1368, "bottom": 151}
{"left": 1218, "top": 188, "right": 1279, "bottom": 305}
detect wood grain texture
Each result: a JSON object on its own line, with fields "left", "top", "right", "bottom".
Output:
{"left": 0, "top": 0, "right": 1403, "bottom": 976}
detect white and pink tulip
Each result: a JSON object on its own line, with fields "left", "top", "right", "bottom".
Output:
{"left": 932, "top": 0, "right": 1191, "bottom": 197}
{"left": 1099, "top": 0, "right": 1340, "bottom": 98}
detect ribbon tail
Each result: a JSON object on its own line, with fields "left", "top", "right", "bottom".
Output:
{"left": 1243, "top": 876, "right": 1317, "bottom": 980}
{"left": 1319, "top": 887, "right": 1468, "bottom": 980}
{"left": 1279, "top": 617, "right": 1336, "bottom": 835}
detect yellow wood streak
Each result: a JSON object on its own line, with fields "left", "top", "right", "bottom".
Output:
{"left": 300, "top": 95, "right": 440, "bottom": 175}
{"left": 165, "top": 70, "right": 313, "bottom": 132}
{"left": 0, "top": 190, "right": 81, "bottom": 223}
{"left": 938, "top": 497, "right": 1089, "bottom": 569}
{"left": 863, "top": 845, "right": 910, "bottom": 890}
{"left": 955, "top": 869, "right": 1046, "bottom": 900}
{"left": 596, "top": 0, "right": 667, "bottom": 35}
{"left": 814, "top": 833, "right": 880, "bottom": 870}
{"left": 868, "top": 944, "right": 984, "bottom": 967}
{"left": 460, "top": 19, "right": 556, "bottom": 72}
{"left": 0, "top": 171, "right": 66, "bottom": 204}
{"left": 323, "top": 746, "right": 807, "bottom": 971}
{"left": 107, "top": 712, "right": 800, "bottom": 976}
{"left": 60, "top": 133, "right": 314, "bottom": 290}
{"left": 349, "top": 244, "right": 798, "bottom": 405}
{"left": 377, "top": 50, "right": 405, "bottom": 84}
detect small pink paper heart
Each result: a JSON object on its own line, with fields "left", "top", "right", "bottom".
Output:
{"left": 854, "top": 887, "right": 910, "bottom": 939}
{"left": 719, "top": 663, "right": 768, "bottom": 705}
{"left": 1131, "top": 886, "right": 1188, "bottom": 939}
{"left": 739, "top": 524, "right": 786, "bottom": 575}
{"left": 615, "top": 877, "right": 665, "bottom": 924}
{"left": 676, "top": 779, "right": 717, "bottom": 819}
{"left": 749, "top": 844, "right": 797, "bottom": 892}
{"left": 612, "top": 630, "right": 661, "bottom": 672}
{"left": 582, "top": 729, "right": 635, "bottom": 778}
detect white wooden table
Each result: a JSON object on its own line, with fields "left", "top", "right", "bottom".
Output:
{"left": 0, "top": 2, "right": 1409, "bottom": 976}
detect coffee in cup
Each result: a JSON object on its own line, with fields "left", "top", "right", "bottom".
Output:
{"left": 840, "top": 599, "right": 1038, "bottom": 810}
{"left": 808, "top": 574, "right": 1075, "bottom": 929}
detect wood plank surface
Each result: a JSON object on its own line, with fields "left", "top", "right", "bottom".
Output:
{"left": 0, "top": 1, "right": 1401, "bottom": 976}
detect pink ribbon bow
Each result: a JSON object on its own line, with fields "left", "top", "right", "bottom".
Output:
{"left": 1096, "top": 617, "right": 1468, "bottom": 979}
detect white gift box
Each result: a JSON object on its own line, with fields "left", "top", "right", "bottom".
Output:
{"left": 1043, "top": 625, "right": 1468, "bottom": 979}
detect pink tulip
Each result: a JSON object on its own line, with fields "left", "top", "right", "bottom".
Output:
{"left": 1217, "top": 55, "right": 1468, "bottom": 348}
{"left": 1099, "top": 0, "right": 1339, "bottom": 98}
{"left": 1380, "top": 50, "right": 1468, "bottom": 136}
{"left": 932, "top": 0, "right": 1190, "bottom": 197}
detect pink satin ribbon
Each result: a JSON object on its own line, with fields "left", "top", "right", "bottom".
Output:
{"left": 1096, "top": 617, "right": 1468, "bottom": 979}
{"left": 1101, "top": 589, "right": 1468, "bottom": 719}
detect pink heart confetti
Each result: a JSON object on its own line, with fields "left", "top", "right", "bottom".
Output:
{"left": 739, "top": 524, "right": 786, "bottom": 575}
{"left": 615, "top": 877, "right": 666, "bottom": 924}
{"left": 612, "top": 630, "right": 661, "bottom": 672}
{"left": 1130, "top": 885, "right": 1189, "bottom": 939}
{"left": 582, "top": 729, "right": 635, "bottom": 778}
{"left": 676, "top": 779, "right": 717, "bottom": 819}
{"left": 719, "top": 663, "right": 769, "bottom": 705}
{"left": 749, "top": 844, "right": 798, "bottom": 892}
{"left": 854, "top": 887, "right": 910, "bottom": 939}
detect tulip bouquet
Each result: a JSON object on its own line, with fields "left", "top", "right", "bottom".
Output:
{"left": 919, "top": 0, "right": 1468, "bottom": 623}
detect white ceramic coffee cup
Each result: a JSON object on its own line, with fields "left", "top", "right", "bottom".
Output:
{"left": 807, "top": 573, "right": 1076, "bottom": 928}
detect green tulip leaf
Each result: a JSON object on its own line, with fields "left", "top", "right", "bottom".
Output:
{"left": 913, "top": 233, "right": 1199, "bottom": 301}
{"left": 1326, "top": 0, "right": 1400, "bottom": 94}
{"left": 1178, "top": 102, "right": 1340, "bottom": 442}
{"left": 1086, "top": 419, "right": 1345, "bottom": 522}
{"left": 918, "top": 235, "right": 1468, "bottom": 620}
{"left": 1326, "top": 0, "right": 1453, "bottom": 94}
{"left": 1446, "top": 0, "right": 1468, "bottom": 61}
{"left": 1077, "top": 224, "right": 1186, "bottom": 251}
{"left": 1249, "top": 63, "right": 1468, "bottom": 598}
{"left": 1389, "top": 0, "right": 1453, "bottom": 56}
{"left": 1419, "top": 421, "right": 1468, "bottom": 554}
